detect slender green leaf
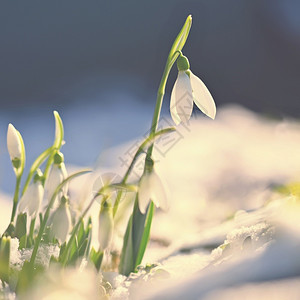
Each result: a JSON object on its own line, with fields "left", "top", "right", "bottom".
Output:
{"left": 15, "top": 213, "right": 27, "bottom": 240}
{"left": 77, "top": 219, "right": 85, "bottom": 244}
{"left": 135, "top": 201, "right": 155, "bottom": 267}
{"left": 44, "top": 111, "right": 64, "bottom": 179}
{"left": 19, "top": 235, "right": 27, "bottom": 250}
{"left": 119, "top": 215, "right": 134, "bottom": 276}
{"left": 90, "top": 247, "right": 103, "bottom": 272}
{"left": 78, "top": 238, "right": 88, "bottom": 257}
{"left": 0, "top": 237, "right": 10, "bottom": 283}
{"left": 168, "top": 15, "right": 192, "bottom": 65}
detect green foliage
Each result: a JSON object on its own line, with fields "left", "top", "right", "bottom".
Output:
{"left": 90, "top": 247, "right": 103, "bottom": 272}
{"left": 59, "top": 219, "right": 92, "bottom": 266}
{"left": 0, "top": 237, "right": 10, "bottom": 283}
{"left": 119, "top": 199, "right": 155, "bottom": 276}
{"left": 15, "top": 213, "right": 27, "bottom": 241}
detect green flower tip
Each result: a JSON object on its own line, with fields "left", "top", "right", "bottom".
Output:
{"left": 102, "top": 200, "right": 110, "bottom": 209}
{"left": 185, "top": 15, "right": 192, "bottom": 27}
{"left": 177, "top": 54, "right": 190, "bottom": 71}
{"left": 33, "top": 168, "right": 44, "bottom": 183}
{"left": 145, "top": 157, "right": 154, "bottom": 173}
{"left": 53, "top": 110, "right": 60, "bottom": 118}
{"left": 53, "top": 151, "right": 64, "bottom": 165}
{"left": 12, "top": 157, "right": 21, "bottom": 169}
{"left": 61, "top": 195, "right": 69, "bottom": 204}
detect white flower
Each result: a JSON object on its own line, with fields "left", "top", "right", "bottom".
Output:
{"left": 51, "top": 197, "right": 72, "bottom": 244}
{"left": 98, "top": 202, "right": 114, "bottom": 251}
{"left": 7, "top": 123, "right": 22, "bottom": 161}
{"left": 18, "top": 180, "right": 44, "bottom": 217}
{"left": 138, "top": 170, "right": 168, "bottom": 214}
{"left": 44, "top": 152, "right": 68, "bottom": 206}
{"left": 170, "top": 55, "right": 216, "bottom": 125}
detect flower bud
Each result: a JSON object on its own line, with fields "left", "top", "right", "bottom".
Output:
{"left": 7, "top": 124, "right": 23, "bottom": 169}
{"left": 98, "top": 201, "right": 114, "bottom": 251}
{"left": 51, "top": 195, "right": 72, "bottom": 244}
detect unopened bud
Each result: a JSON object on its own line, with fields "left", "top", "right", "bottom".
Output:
{"left": 7, "top": 124, "right": 23, "bottom": 169}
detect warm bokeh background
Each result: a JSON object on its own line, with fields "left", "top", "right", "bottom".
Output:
{"left": 1, "top": 0, "right": 300, "bottom": 192}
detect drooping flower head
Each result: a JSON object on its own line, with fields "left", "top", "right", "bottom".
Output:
{"left": 170, "top": 54, "right": 216, "bottom": 125}
{"left": 51, "top": 195, "right": 72, "bottom": 244}
{"left": 98, "top": 200, "right": 114, "bottom": 251}
{"left": 138, "top": 158, "right": 168, "bottom": 214}
{"left": 44, "top": 151, "right": 68, "bottom": 206}
{"left": 18, "top": 169, "right": 44, "bottom": 217}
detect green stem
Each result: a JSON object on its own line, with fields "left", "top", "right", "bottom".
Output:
{"left": 147, "top": 50, "right": 183, "bottom": 158}
{"left": 119, "top": 16, "right": 192, "bottom": 275}
{"left": 10, "top": 175, "right": 22, "bottom": 223}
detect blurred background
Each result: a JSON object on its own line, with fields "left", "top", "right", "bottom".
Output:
{"left": 0, "top": 0, "right": 300, "bottom": 192}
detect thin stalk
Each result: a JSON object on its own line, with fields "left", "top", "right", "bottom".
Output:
{"left": 10, "top": 175, "right": 22, "bottom": 223}
{"left": 119, "top": 16, "right": 192, "bottom": 275}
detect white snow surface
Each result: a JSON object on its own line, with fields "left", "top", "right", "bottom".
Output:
{"left": 1, "top": 106, "right": 300, "bottom": 299}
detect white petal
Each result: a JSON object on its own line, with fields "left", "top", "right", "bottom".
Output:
{"left": 19, "top": 182, "right": 43, "bottom": 216}
{"left": 150, "top": 172, "right": 168, "bottom": 211}
{"left": 138, "top": 174, "right": 152, "bottom": 214}
{"left": 190, "top": 72, "right": 216, "bottom": 119}
{"left": 51, "top": 203, "right": 71, "bottom": 243}
{"left": 18, "top": 188, "right": 31, "bottom": 214}
{"left": 44, "top": 163, "right": 68, "bottom": 205}
{"left": 27, "top": 182, "right": 43, "bottom": 216}
{"left": 170, "top": 71, "right": 194, "bottom": 125}
{"left": 98, "top": 206, "right": 114, "bottom": 250}
{"left": 7, "top": 124, "right": 22, "bottom": 160}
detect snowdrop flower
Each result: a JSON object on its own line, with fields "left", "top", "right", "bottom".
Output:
{"left": 170, "top": 54, "right": 216, "bottom": 125}
{"left": 138, "top": 160, "right": 168, "bottom": 214}
{"left": 18, "top": 169, "right": 44, "bottom": 217}
{"left": 98, "top": 200, "right": 114, "bottom": 251}
{"left": 44, "top": 151, "right": 68, "bottom": 205}
{"left": 51, "top": 195, "right": 72, "bottom": 244}
{"left": 7, "top": 123, "right": 23, "bottom": 169}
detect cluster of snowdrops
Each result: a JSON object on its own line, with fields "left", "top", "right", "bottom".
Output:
{"left": 0, "top": 15, "right": 217, "bottom": 297}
